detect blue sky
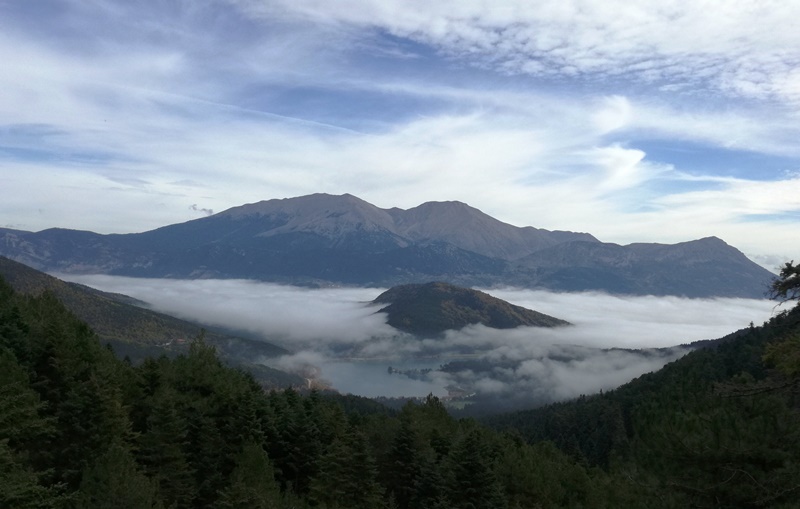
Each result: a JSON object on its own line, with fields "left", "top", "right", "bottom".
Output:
{"left": 1, "top": 0, "right": 799, "bottom": 269}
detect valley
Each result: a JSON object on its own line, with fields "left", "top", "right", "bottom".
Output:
{"left": 53, "top": 268, "right": 776, "bottom": 412}
{"left": 0, "top": 192, "right": 780, "bottom": 409}
{"left": 1, "top": 259, "right": 797, "bottom": 508}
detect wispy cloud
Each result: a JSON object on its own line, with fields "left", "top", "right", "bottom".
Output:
{"left": 1, "top": 0, "right": 798, "bottom": 263}
{"left": 189, "top": 204, "right": 214, "bottom": 216}
{"left": 237, "top": 0, "right": 800, "bottom": 104}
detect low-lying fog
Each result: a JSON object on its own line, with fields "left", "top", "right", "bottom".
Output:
{"left": 59, "top": 275, "right": 779, "bottom": 405}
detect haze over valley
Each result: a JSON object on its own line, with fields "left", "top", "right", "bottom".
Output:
{"left": 58, "top": 273, "right": 778, "bottom": 406}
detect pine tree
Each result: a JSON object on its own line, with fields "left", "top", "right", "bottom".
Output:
{"left": 138, "top": 387, "right": 195, "bottom": 509}
{"left": 0, "top": 440, "right": 60, "bottom": 509}
{"left": 0, "top": 347, "right": 62, "bottom": 505}
{"left": 411, "top": 452, "right": 449, "bottom": 509}
{"left": 184, "top": 408, "right": 226, "bottom": 509}
{"left": 386, "top": 412, "right": 422, "bottom": 509}
{"left": 217, "top": 442, "right": 281, "bottom": 509}
{"left": 310, "top": 427, "right": 383, "bottom": 509}
{"left": 76, "top": 441, "right": 161, "bottom": 509}
{"left": 268, "top": 388, "right": 324, "bottom": 496}
{"left": 0, "top": 279, "right": 31, "bottom": 365}
{"left": 445, "top": 429, "right": 507, "bottom": 509}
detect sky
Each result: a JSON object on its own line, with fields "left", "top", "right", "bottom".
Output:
{"left": 58, "top": 274, "right": 780, "bottom": 401}
{"left": 2, "top": 1, "right": 800, "bottom": 270}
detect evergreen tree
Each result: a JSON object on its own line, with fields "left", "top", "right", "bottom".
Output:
{"left": 445, "top": 428, "right": 507, "bottom": 509}
{"left": 497, "top": 438, "right": 596, "bottom": 509}
{"left": 769, "top": 260, "right": 800, "bottom": 304}
{"left": 410, "top": 452, "right": 449, "bottom": 509}
{"left": 310, "top": 426, "right": 383, "bottom": 509}
{"left": 217, "top": 442, "right": 281, "bottom": 509}
{"left": 184, "top": 408, "right": 226, "bottom": 509}
{"left": 268, "top": 388, "right": 324, "bottom": 495}
{"left": 0, "top": 279, "right": 31, "bottom": 365}
{"left": 137, "top": 387, "right": 194, "bottom": 509}
{"left": 0, "top": 440, "right": 60, "bottom": 509}
{"left": 386, "top": 412, "right": 422, "bottom": 509}
{"left": 76, "top": 441, "right": 160, "bottom": 509}
{"left": 0, "top": 346, "right": 53, "bottom": 469}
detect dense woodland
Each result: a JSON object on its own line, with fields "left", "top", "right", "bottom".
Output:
{"left": 1, "top": 269, "right": 799, "bottom": 508}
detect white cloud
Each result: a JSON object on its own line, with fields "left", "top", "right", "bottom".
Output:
{"left": 481, "top": 287, "right": 777, "bottom": 348}
{"left": 59, "top": 276, "right": 779, "bottom": 351}
{"left": 1, "top": 0, "right": 799, "bottom": 265}
{"left": 236, "top": 0, "right": 800, "bottom": 103}
{"left": 54, "top": 275, "right": 779, "bottom": 402}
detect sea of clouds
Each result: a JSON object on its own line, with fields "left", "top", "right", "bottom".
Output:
{"left": 58, "top": 275, "right": 780, "bottom": 403}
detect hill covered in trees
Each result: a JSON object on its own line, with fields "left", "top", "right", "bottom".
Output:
{"left": 373, "top": 281, "right": 569, "bottom": 335}
{"left": 486, "top": 299, "right": 800, "bottom": 507}
{"left": 0, "top": 276, "right": 621, "bottom": 508}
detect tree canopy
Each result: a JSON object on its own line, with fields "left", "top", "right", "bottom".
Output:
{"left": 2, "top": 273, "right": 799, "bottom": 508}
{"left": 769, "top": 260, "right": 800, "bottom": 304}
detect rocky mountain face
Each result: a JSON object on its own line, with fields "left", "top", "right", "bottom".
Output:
{"left": 0, "top": 193, "right": 775, "bottom": 297}
{"left": 373, "top": 282, "right": 570, "bottom": 336}
{"left": 386, "top": 200, "right": 595, "bottom": 260}
{"left": 514, "top": 236, "right": 772, "bottom": 296}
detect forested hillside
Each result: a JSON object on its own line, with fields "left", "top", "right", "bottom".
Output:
{"left": 2, "top": 270, "right": 798, "bottom": 508}
{"left": 488, "top": 298, "right": 800, "bottom": 507}
{"left": 0, "top": 276, "right": 619, "bottom": 508}
{"left": 0, "top": 256, "right": 300, "bottom": 389}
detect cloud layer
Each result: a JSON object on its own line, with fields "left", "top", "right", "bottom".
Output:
{"left": 58, "top": 275, "right": 779, "bottom": 402}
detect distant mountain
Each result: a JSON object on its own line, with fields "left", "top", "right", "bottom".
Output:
{"left": 386, "top": 200, "right": 595, "bottom": 260}
{"left": 512, "top": 236, "right": 773, "bottom": 297}
{"left": 0, "top": 193, "right": 775, "bottom": 297}
{"left": 0, "top": 257, "right": 301, "bottom": 388}
{"left": 373, "top": 282, "right": 570, "bottom": 336}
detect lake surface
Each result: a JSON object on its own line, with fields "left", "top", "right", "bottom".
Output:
{"left": 319, "top": 358, "right": 448, "bottom": 398}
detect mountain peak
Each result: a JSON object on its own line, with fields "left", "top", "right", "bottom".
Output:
{"left": 695, "top": 236, "right": 726, "bottom": 245}
{"left": 214, "top": 194, "right": 594, "bottom": 260}
{"left": 409, "top": 200, "right": 474, "bottom": 210}
{"left": 223, "top": 193, "right": 371, "bottom": 217}
{"left": 219, "top": 193, "right": 398, "bottom": 238}
{"left": 389, "top": 199, "right": 594, "bottom": 260}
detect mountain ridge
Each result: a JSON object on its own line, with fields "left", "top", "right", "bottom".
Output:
{"left": 0, "top": 193, "right": 775, "bottom": 298}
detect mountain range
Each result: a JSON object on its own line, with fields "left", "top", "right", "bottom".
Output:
{"left": 0, "top": 193, "right": 774, "bottom": 298}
